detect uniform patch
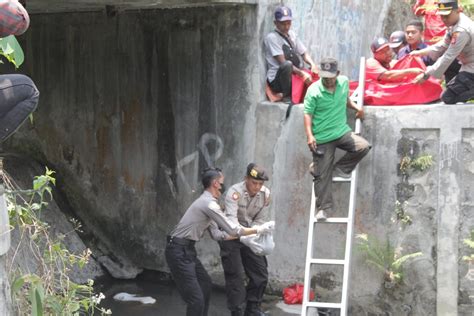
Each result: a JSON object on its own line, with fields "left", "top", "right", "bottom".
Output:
{"left": 451, "top": 32, "right": 459, "bottom": 45}
{"left": 232, "top": 192, "right": 241, "bottom": 200}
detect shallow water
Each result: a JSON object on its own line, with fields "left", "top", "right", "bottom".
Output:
{"left": 95, "top": 274, "right": 296, "bottom": 316}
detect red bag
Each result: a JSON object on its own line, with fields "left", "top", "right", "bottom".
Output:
{"left": 362, "top": 55, "right": 443, "bottom": 106}
{"left": 283, "top": 283, "right": 315, "bottom": 304}
{"left": 292, "top": 71, "right": 319, "bottom": 104}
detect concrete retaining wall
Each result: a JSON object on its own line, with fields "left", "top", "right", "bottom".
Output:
{"left": 6, "top": 0, "right": 402, "bottom": 276}
{"left": 255, "top": 102, "right": 474, "bottom": 315}
{"left": 4, "top": 0, "right": 470, "bottom": 314}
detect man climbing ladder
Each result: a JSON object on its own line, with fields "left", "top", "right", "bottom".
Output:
{"left": 302, "top": 57, "right": 369, "bottom": 316}
{"left": 303, "top": 57, "right": 370, "bottom": 222}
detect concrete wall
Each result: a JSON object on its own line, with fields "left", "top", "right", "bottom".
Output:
{"left": 27, "top": 0, "right": 258, "bottom": 13}
{"left": 8, "top": 5, "right": 259, "bottom": 275}
{"left": 255, "top": 0, "right": 395, "bottom": 87}
{"left": 5, "top": 1, "right": 467, "bottom": 315}
{"left": 4, "top": 0, "right": 406, "bottom": 277}
{"left": 254, "top": 103, "right": 474, "bottom": 315}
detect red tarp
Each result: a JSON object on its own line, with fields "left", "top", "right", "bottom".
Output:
{"left": 292, "top": 71, "right": 319, "bottom": 104}
{"left": 351, "top": 55, "right": 443, "bottom": 106}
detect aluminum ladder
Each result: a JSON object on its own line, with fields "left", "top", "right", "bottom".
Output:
{"left": 301, "top": 57, "right": 366, "bottom": 316}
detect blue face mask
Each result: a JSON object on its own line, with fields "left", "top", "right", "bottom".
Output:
{"left": 219, "top": 183, "right": 226, "bottom": 194}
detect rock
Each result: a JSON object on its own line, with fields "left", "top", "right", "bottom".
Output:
{"left": 98, "top": 255, "right": 143, "bottom": 279}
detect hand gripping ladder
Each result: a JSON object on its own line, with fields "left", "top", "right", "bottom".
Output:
{"left": 301, "top": 57, "right": 366, "bottom": 316}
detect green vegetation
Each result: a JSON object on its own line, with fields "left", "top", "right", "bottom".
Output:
{"left": 356, "top": 234, "right": 422, "bottom": 287}
{"left": 393, "top": 200, "right": 412, "bottom": 226}
{"left": 460, "top": 0, "right": 474, "bottom": 17}
{"left": 463, "top": 230, "right": 474, "bottom": 262}
{"left": 4, "top": 168, "right": 111, "bottom": 315}
{"left": 0, "top": 35, "right": 24, "bottom": 68}
{"left": 400, "top": 153, "right": 433, "bottom": 175}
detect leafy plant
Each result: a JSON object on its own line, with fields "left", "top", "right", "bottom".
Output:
{"left": 410, "top": 154, "right": 433, "bottom": 172}
{"left": 3, "top": 168, "right": 111, "bottom": 315}
{"left": 356, "top": 234, "right": 422, "bottom": 288}
{"left": 462, "top": 230, "right": 474, "bottom": 262}
{"left": 460, "top": 0, "right": 474, "bottom": 18}
{"left": 400, "top": 153, "right": 433, "bottom": 175}
{"left": 393, "top": 200, "right": 412, "bottom": 226}
{"left": 0, "top": 35, "right": 24, "bottom": 68}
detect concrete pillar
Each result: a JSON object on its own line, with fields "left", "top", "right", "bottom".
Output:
{"left": 0, "top": 183, "right": 12, "bottom": 316}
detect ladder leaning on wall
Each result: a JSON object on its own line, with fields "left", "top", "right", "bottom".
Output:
{"left": 301, "top": 57, "right": 366, "bottom": 316}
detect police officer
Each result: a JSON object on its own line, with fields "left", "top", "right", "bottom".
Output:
{"left": 219, "top": 163, "right": 272, "bottom": 316}
{"left": 413, "top": 0, "right": 474, "bottom": 104}
{"left": 165, "top": 168, "right": 274, "bottom": 316}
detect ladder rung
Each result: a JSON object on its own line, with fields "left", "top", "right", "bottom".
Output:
{"left": 305, "top": 302, "right": 342, "bottom": 309}
{"left": 314, "top": 217, "right": 349, "bottom": 223}
{"left": 310, "top": 258, "right": 345, "bottom": 265}
{"left": 332, "top": 176, "right": 352, "bottom": 182}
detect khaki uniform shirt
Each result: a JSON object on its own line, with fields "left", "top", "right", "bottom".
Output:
{"left": 426, "top": 13, "right": 474, "bottom": 78}
{"left": 169, "top": 191, "right": 242, "bottom": 241}
{"left": 224, "top": 181, "right": 271, "bottom": 228}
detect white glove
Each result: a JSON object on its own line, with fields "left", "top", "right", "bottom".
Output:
{"left": 256, "top": 221, "right": 275, "bottom": 235}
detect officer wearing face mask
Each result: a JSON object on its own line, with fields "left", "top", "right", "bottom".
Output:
{"left": 165, "top": 167, "right": 274, "bottom": 316}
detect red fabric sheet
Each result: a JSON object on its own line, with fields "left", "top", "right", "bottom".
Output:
{"left": 292, "top": 71, "right": 319, "bottom": 104}
{"left": 412, "top": 0, "right": 447, "bottom": 45}
{"left": 423, "top": 14, "right": 447, "bottom": 45}
{"left": 351, "top": 55, "right": 443, "bottom": 106}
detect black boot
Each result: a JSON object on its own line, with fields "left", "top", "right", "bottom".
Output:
{"left": 244, "top": 302, "right": 268, "bottom": 316}
{"left": 231, "top": 310, "right": 244, "bottom": 316}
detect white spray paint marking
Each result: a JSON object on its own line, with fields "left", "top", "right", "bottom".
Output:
{"left": 176, "top": 151, "right": 199, "bottom": 194}
{"left": 440, "top": 142, "right": 460, "bottom": 169}
{"left": 160, "top": 164, "right": 178, "bottom": 200}
{"left": 161, "top": 133, "right": 224, "bottom": 196}
{"left": 199, "top": 132, "right": 224, "bottom": 167}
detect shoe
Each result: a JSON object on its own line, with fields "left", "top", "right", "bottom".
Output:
{"left": 244, "top": 302, "right": 268, "bottom": 316}
{"left": 332, "top": 167, "right": 351, "bottom": 180}
{"left": 308, "top": 162, "right": 316, "bottom": 177}
{"left": 315, "top": 210, "right": 327, "bottom": 221}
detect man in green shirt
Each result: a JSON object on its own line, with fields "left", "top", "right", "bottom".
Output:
{"left": 303, "top": 57, "right": 370, "bottom": 221}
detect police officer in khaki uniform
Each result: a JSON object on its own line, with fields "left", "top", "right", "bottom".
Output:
{"left": 413, "top": 0, "right": 474, "bottom": 103}
{"left": 219, "top": 163, "right": 272, "bottom": 316}
{"left": 165, "top": 168, "right": 274, "bottom": 316}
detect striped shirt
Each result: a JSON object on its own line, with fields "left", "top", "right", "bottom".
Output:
{"left": 0, "top": 1, "right": 29, "bottom": 37}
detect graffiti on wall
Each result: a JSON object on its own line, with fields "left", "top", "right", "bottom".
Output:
{"left": 288, "top": 0, "right": 376, "bottom": 79}
{"left": 161, "top": 133, "right": 224, "bottom": 199}
{"left": 440, "top": 141, "right": 460, "bottom": 169}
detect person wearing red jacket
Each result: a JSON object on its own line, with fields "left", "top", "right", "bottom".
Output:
{"left": 366, "top": 37, "right": 423, "bottom": 82}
